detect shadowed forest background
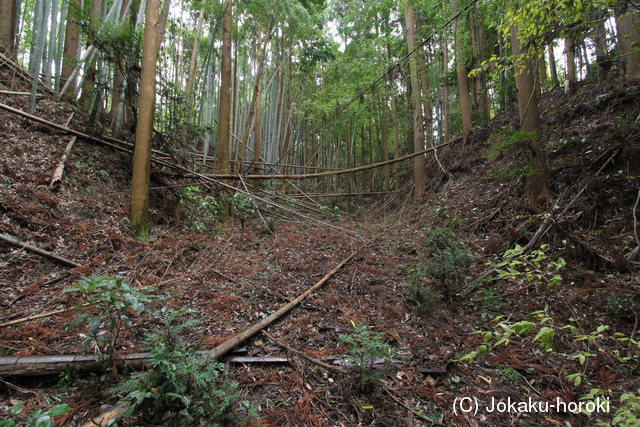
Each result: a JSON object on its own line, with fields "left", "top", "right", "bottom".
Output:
{"left": 1, "top": 0, "right": 640, "bottom": 425}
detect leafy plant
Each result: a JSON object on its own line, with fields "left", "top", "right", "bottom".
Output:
{"left": 486, "top": 243, "right": 565, "bottom": 287}
{"left": 610, "top": 393, "right": 640, "bottom": 426}
{"left": 0, "top": 403, "right": 72, "bottom": 427}
{"left": 64, "top": 275, "right": 154, "bottom": 359}
{"left": 232, "top": 192, "right": 257, "bottom": 229}
{"left": 107, "top": 309, "right": 239, "bottom": 425}
{"left": 338, "top": 324, "right": 396, "bottom": 390}
{"left": 458, "top": 305, "right": 556, "bottom": 363}
{"left": 423, "top": 228, "right": 473, "bottom": 301}
{"left": 178, "top": 186, "right": 225, "bottom": 232}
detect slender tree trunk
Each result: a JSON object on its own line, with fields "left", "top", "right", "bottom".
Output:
{"left": 405, "top": 2, "right": 426, "bottom": 200}
{"left": 614, "top": 1, "right": 640, "bottom": 80}
{"left": 442, "top": 0, "right": 450, "bottom": 143}
{"left": 130, "top": 0, "right": 161, "bottom": 240}
{"left": 594, "top": 9, "right": 610, "bottom": 81}
{"left": 386, "top": 41, "right": 401, "bottom": 191}
{"left": 61, "top": 0, "right": 80, "bottom": 100}
{"left": 511, "top": 26, "right": 549, "bottom": 212}
{"left": 564, "top": 37, "right": 576, "bottom": 95}
{"left": 252, "top": 71, "right": 262, "bottom": 192}
{"left": 453, "top": 0, "right": 472, "bottom": 143}
{"left": 380, "top": 97, "right": 390, "bottom": 191}
{"left": 79, "top": 0, "right": 103, "bottom": 110}
{"left": 236, "top": 23, "right": 270, "bottom": 173}
{"left": 548, "top": 42, "right": 558, "bottom": 85}
{"left": 186, "top": 6, "right": 205, "bottom": 102}
{"left": 216, "top": 0, "right": 232, "bottom": 176}
{"left": 0, "top": 0, "right": 18, "bottom": 54}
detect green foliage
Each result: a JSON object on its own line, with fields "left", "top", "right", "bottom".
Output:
{"left": 179, "top": 188, "right": 259, "bottom": 233}
{"left": 404, "top": 265, "right": 441, "bottom": 317}
{"left": 64, "top": 275, "right": 154, "bottom": 358}
{"left": 462, "top": 285, "right": 503, "bottom": 314}
{"left": 458, "top": 305, "right": 557, "bottom": 363}
{"left": 604, "top": 293, "right": 640, "bottom": 317}
{"left": 610, "top": 393, "right": 640, "bottom": 426}
{"left": 0, "top": 403, "right": 72, "bottom": 427}
{"left": 339, "top": 324, "right": 396, "bottom": 389}
{"left": 423, "top": 228, "right": 473, "bottom": 301}
{"left": 179, "top": 186, "right": 225, "bottom": 233}
{"left": 486, "top": 244, "right": 565, "bottom": 287}
{"left": 232, "top": 192, "right": 258, "bottom": 228}
{"left": 107, "top": 309, "right": 239, "bottom": 425}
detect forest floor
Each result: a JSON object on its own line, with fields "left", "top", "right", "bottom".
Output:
{"left": 1, "top": 61, "right": 640, "bottom": 427}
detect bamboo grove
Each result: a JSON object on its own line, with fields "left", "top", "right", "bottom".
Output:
{"left": 1, "top": 0, "right": 639, "bottom": 221}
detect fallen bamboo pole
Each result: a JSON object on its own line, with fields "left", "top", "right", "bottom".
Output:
{"left": 0, "top": 352, "right": 290, "bottom": 377}
{"left": 207, "top": 250, "right": 357, "bottom": 360}
{"left": 0, "top": 304, "right": 88, "bottom": 328}
{"left": 0, "top": 233, "right": 83, "bottom": 268}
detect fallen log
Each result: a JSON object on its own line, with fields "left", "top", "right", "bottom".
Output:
{"left": 0, "top": 233, "right": 83, "bottom": 268}
{"left": 0, "top": 353, "right": 290, "bottom": 377}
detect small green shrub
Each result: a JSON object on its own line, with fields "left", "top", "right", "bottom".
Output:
{"left": 339, "top": 324, "right": 396, "bottom": 391}
{"left": 179, "top": 186, "right": 224, "bottom": 232}
{"left": 64, "top": 275, "right": 155, "bottom": 358}
{"left": 423, "top": 228, "right": 473, "bottom": 301}
{"left": 232, "top": 192, "right": 257, "bottom": 229}
{"left": 405, "top": 266, "right": 441, "bottom": 316}
{"left": 107, "top": 309, "right": 239, "bottom": 425}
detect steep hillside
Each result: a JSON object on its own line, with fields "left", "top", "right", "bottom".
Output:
{"left": 1, "top": 60, "right": 639, "bottom": 426}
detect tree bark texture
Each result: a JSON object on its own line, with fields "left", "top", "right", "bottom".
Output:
{"left": 615, "top": 2, "right": 640, "bottom": 80}
{"left": 510, "top": 26, "right": 550, "bottom": 212}
{"left": 216, "top": 0, "right": 233, "bottom": 175}
{"left": 0, "top": 0, "right": 17, "bottom": 54}
{"left": 453, "top": 0, "right": 472, "bottom": 143}
{"left": 404, "top": 2, "right": 426, "bottom": 200}
{"left": 130, "top": 0, "right": 161, "bottom": 240}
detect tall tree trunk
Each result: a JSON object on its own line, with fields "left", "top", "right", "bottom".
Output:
{"left": 510, "top": 26, "right": 549, "bottom": 212}
{"left": 236, "top": 23, "right": 270, "bottom": 173}
{"left": 405, "top": 2, "right": 426, "bottom": 200}
{"left": 79, "top": 0, "right": 103, "bottom": 110}
{"left": 186, "top": 6, "right": 205, "bottom": 102}
{"left": 216, "top": 0, "right": 232, "bottom": 176}
{"left": 594, "top": 9, "right": 610, "bottom": 81}
{"left": 386, "top": 40, "right": 401, "bottom": 191}
{"left": 130, "top": 0, "right": 161, "bottom": 240}
{"left": 453, "top": 0, "right": 472, "bottom": 143}
{"left": 61, "top": 0, "right": 80, "bottom": 100}
{"left": 380, "top": 96, "right": 390, "bottom": 191}
{"left": 252, "top": 71, "right": 263, "bottom": 192}
{"left": 0, "top": 0, "right": 17, "bottom": 54}
{"left": 548, "top": 42, "right": 558, "bottom": 86}
{"left": 442, "top": 0, "right": 450, "bottom": 143}
{"left": 614, "top": 1, "right": 640, "bottom": 80}
{"left": 564, "top": 37, "right": 576, "bottom": 95}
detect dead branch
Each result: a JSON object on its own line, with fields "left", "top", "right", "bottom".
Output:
{"left": 263, "top": 330, "right": 347, "bottom": 374}
{"left": 207, "top": 251, "right": 356, "bottom": 360}
{"left": 0, "top": 304, "right": 88, "bottom": 328}
{"left": 0, "top": 233, "right": 83, "bottom": 268}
